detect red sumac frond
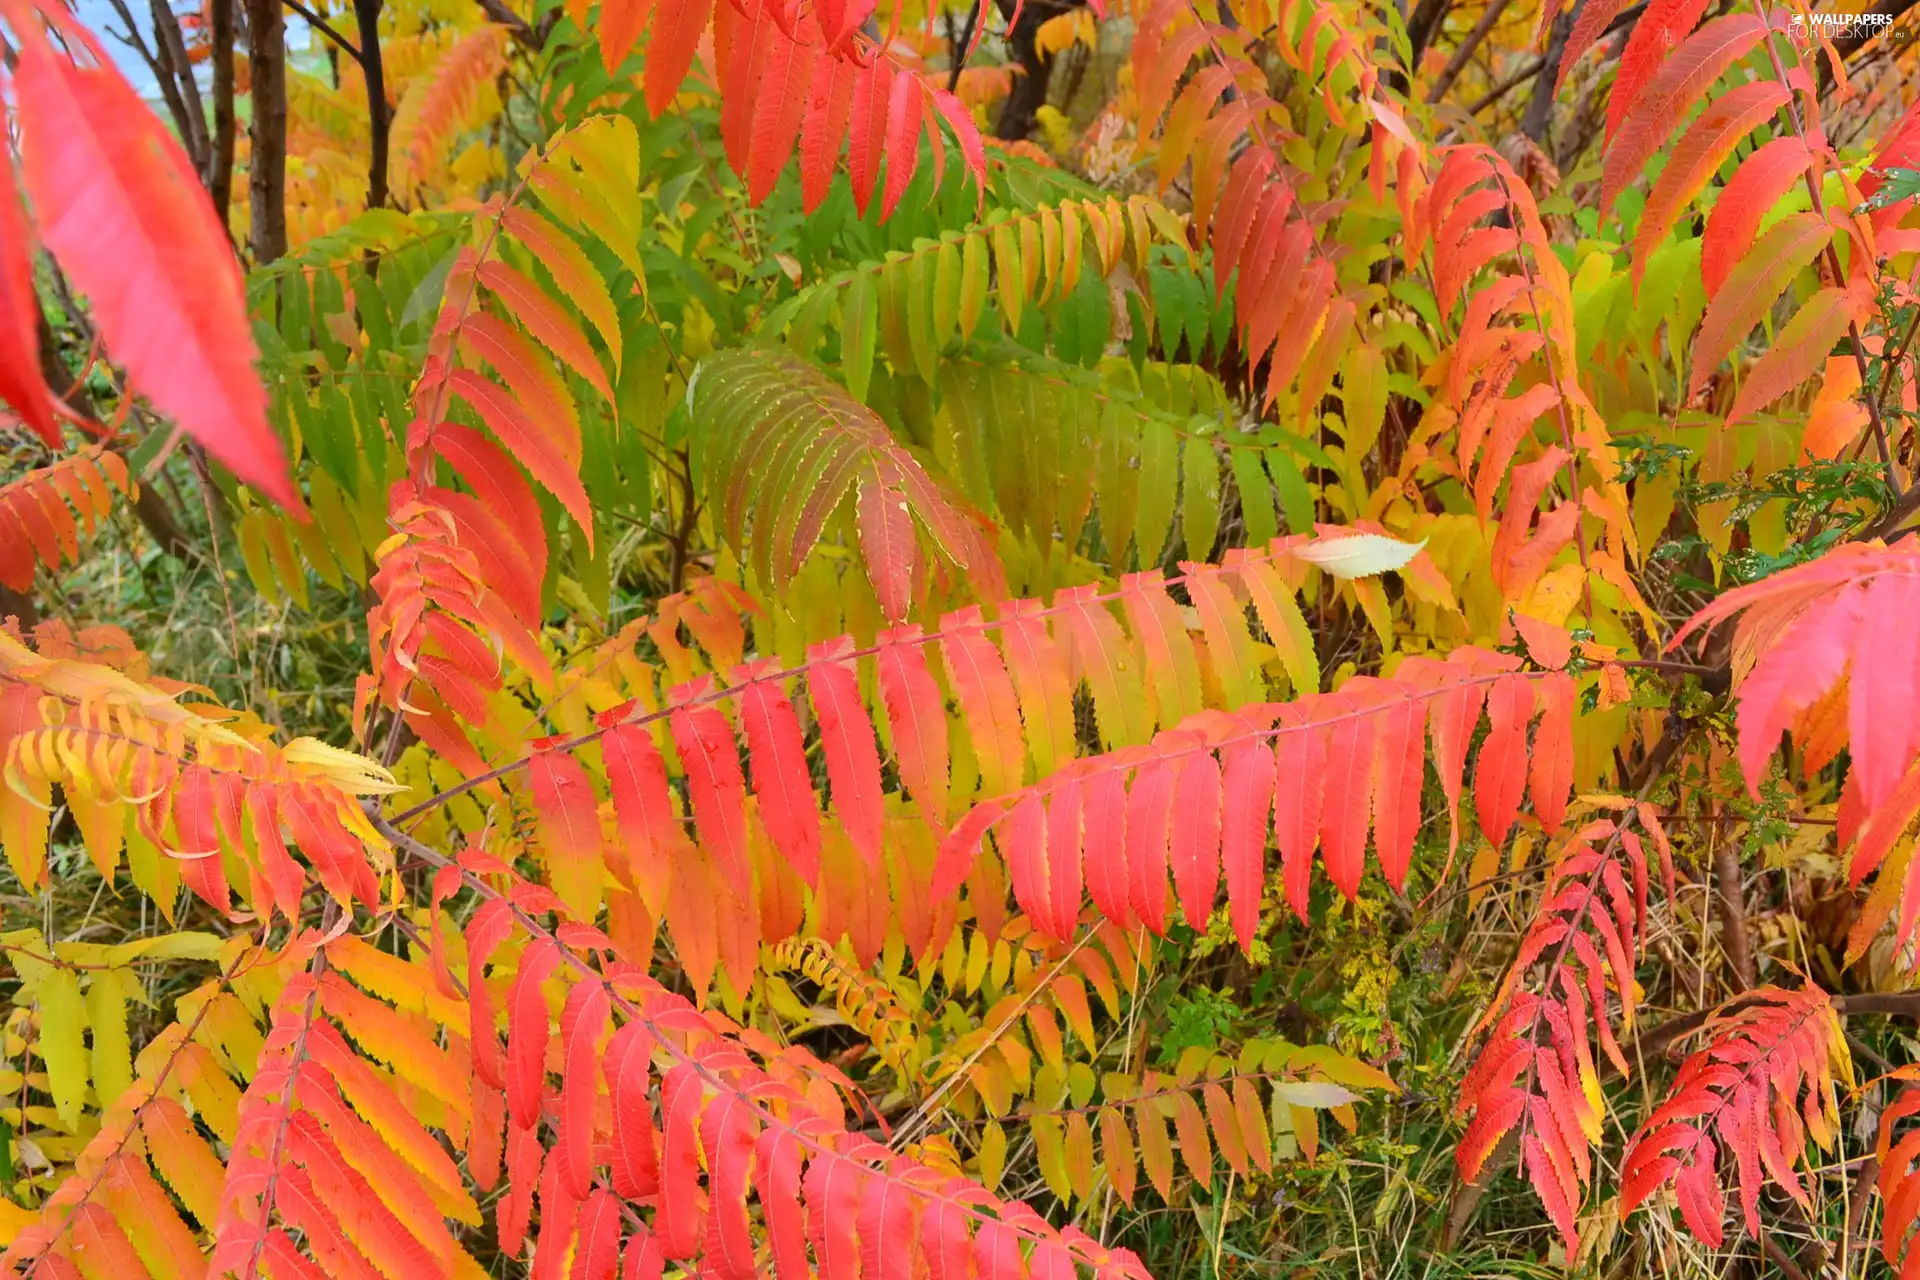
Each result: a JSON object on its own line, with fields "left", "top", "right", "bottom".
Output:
{"left": 1622, "top": 986, "right": 1846, "bottom": 1248}
{"left": 1455, "top": 808, "right": 1674, "bottom": 1251}
{"left": 939, "top": 647, "right": 1570, "bottom": 942}
{"left": 0, "top": 447, "right": 130, "bottom": 591}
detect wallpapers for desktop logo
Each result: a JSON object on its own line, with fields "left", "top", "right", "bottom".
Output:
{"left": 1785, "top": 8, "right": 1910, "bottom": 43}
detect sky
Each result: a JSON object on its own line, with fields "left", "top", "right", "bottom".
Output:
{"left": 68, "top": 0, "right": 314, "bottom": 103}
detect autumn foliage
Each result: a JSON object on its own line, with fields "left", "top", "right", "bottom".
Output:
{"left": 4, "top": 0, "right": 1920, "bottom": 1272}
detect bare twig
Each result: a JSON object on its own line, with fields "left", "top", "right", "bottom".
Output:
{"left": 1712, "top": 827, "right": 1755, "bottom": 991}
{"left": 1426, "top": 0, "right": 1516, "bottom": 104}
{"left": 282, "top": 0, "right": 361, "bottom": 58}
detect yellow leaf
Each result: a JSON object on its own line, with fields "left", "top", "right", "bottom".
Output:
{"left": 977, "top": 1118, "right": 1007, "bottom": 1191}
{"left": 1032, "top": 1113, "right": 1072, "bottom": 1202}
{"left": 37, "top": 968, "right": 87, "bottom": 1129}
{"left": 0, "top": 1198, "right": 35, "bottom": 1246}
{"left": 85, "top": 969, "right": 136, "bottom": 1109}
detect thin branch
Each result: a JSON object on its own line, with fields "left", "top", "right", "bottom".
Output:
{"left": 148, "top": 0, "right": 211, "bottom": 169}
{"left": 282, "top": 0, "right": 361, "bottom": 60}
{"left": 1462, "top": 55, "right": 1540, "bottom": 114}
{"left": 1426, "top": 0, "right": 1516, "bottom": 104}
{"left": 1749, "top": 0, "right": 1902, "bottom": 501}
{"left": 474, "top": 0, "right": 543, "bottom": 49}
{"left": 209, "top": 0, "right": 237, "bottom": 232}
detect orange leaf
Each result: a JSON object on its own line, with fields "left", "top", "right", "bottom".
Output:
{"left": 1728, "top": 286, "right": 1869, "bottom": 424}
{"left": 1631, "top": 81, "right": 1791, "bottom": 291}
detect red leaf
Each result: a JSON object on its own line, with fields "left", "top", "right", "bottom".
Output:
{"left": 474, "top": 259, "right": 614, "bottom": 404}
{"left": 505, "top": 939, "right": 560, "bottom": 1132}
{"left": 1522, "top": 1129, "right": 1580, "bottom": 1252}
{"left": 701, "top": 1094, "right": 762, "bottom": 1280}
{"left": 1475, "top": 675, "right": 1533, "bottom": 846}
{"left": 171, "top": 764, "right": 232, "bottom": 913}
{"left": 557, "top": 980, "right": 609, "bottom": 1201}
{"left": 1212, "top": 152, "right": 1280, "bottom": 302}
{"left": 499, "top": 1121, "right": 543, "bottom": 1255}
{"left": 1171, "top": 749, "right": 1223, "bottom": 931}
{"left": 1371, "top": 695, "right": 1426, "bottom": 890}
{"left": 804, "top": 1149, "right": 864, "bottom": 1280}
{"left": 756, "top": 1127, "right": 808, "bottom": 1279}
{"left": 569, "top": 1190, "right": 622, "bottom": 1280}
{"left": 644, "top": 0, "right": 715, "bottom": 116}
{"left": 669, "top": 694, "right": 754, "bottom": 900}
{"left": 531, "top": 747, "right": 606, "bottom": 923}
{"left": 736, "top": 660, "right": 823, "bottom": 887}
{"left": 1850, "top": 573, "right": 1920, "bottom": 811}
{"left": 1735, "top": 581, "right": 1865, "bottom": 794}
{"left": 1701, "top": 137, "right": 1814, "bottom": 301}
{"left": 876, "top": 627, "right": 951, "bottom": 829}
{"left": 800, "top": 58, "right": 856, "bottom": 213}
{"left": 1319, "top": 695, "right": 1376, "bottom": 899}
{"left": 1221, "top": 734, "right": 1275, "bottom": 952}
{"left": 918, "top": 1189, "right": 973, "bottom": 1280}
{"left": 1274, "top": 708, "right": 1328, "bottom": 921}
{"left": 940, "top": 605, "right": 1027, "bottom": 796}
{"left": 622, "top": 1229, "right": 665, "bottom": 1280}
{"left": 1600, "top": 14, "right": 1771, "bottom": 219}
{"left": 1555, "top": 0, "right": 1631, "bottom": 93}
{"left": 602, "top": 720, "right": 686, "bottom": 897}
{"left": 808, "top": 638, "right": 887, "bottom": 868}
{"left": 858, "top": 1162, "right": 919, "bottom": 1280}
{"left": 973, "top": 1218, "right": 1026, "bottom": 1280}
{"left": 445, "top": 365, "right": 594, "bottom": 544}
{"left": 14, "top": 40, "right": 288, "bottom": 500}
{"left": 929, "top": 89, "right": 988, "bottom": 195}
{"left": 932, "top": 796, "right": 1007, "bottom": 904}
{"left": 1674, "top": 1140, "right": 1726, "bottom": 1247}
{"left": 1043, "top": 778, "right": 1086, "bottom": 940}
{"left": 658, "top": 1065, "right": 706, "bottom": 1258}
{"left": 465, "top": 899, "right": 514, "bottom": 1089}
{"left": 598, "top": 0, "right": 655, "bottom": 70}
{"left": 848, "top": 60, "right": 895, "bottom": 217}
{"left": 747, "top": 33, "right": 819, "bottom": 204}
{"left": 0, "top": 113, "right": 54, "bottom": 447}
{"left": 1082, "top": 767, "right": 1134, "bottom": 928}
{"left": 857, "top": 471, "right": 920, "bottom": 621}
{"left": 1528, "top": 673, "right": 1574, "bottom": 835}
{"left": 1630, "top": 81, "right": 1792, "bottom": 290}
{"left": 606, "top": 1020, "right": 661, "bottom": 1199}
{"left": 1604, "top": 0, "right": 1709, "bottom": 144}
{"left": 880, "top": 71, "right": 923, "bottom": 221}
{"left": 1004, "top": 791, "right": 1052, "bottom": 931}
{"left": 1125, "top": 757, "right": 1176, "bottom": 933}
{"left": 532, "top": 1146, "right": 582, "bottom": 1280}
{"left": 1689, "top": 211, "right": 1833, "bottom": 399}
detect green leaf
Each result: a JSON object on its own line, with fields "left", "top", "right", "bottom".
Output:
{"left": 1230, "top": 443, "right": 1278, "bottom": 544}
{"left": 1098, "top": 398, "right": 1142, "bottom": 564}
{"left": 1134, "top": 418, "right": 1179, "bottom": 567}
{"left": 993, "top": 221, "right": 1025, "bottom": 337}
{"left": 842, "top": 272, "right": 877, "bottom": 402}
{"left": 959, "top": 231, "right": 990, "bottom": 341}
{"left": 932, "top": 240, "right": 961, "bottom": 350}
{"left": 1181, "top": 432, "right": 1221, "bottom": 560}
{"left": 1266, "top": 447, "right": 1315, "bottom": 534}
